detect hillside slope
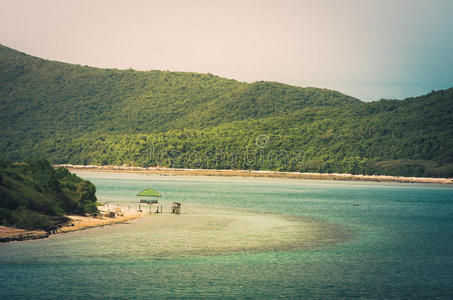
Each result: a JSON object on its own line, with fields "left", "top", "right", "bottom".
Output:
{"left": 0, "top": 158, "right": 97, "bottom": 231}
{"left": 0, "top": 44, "right": 452, "bottom": 177}
{"left": 0, "top": 44, "right": 358, "bottom": 134}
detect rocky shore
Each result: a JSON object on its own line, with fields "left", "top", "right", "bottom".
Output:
{"left": 0, "top": 226, "right": 50, "bottom": 243}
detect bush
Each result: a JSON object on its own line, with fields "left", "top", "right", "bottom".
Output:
{"left": 83, "top": 202, "right": 99, "bottom": 215}
{"left": 26, "top": 158, "right": 61, "bottom": 193}
{"left": 0, "top": 157, "right": 9, "bottom": 169}
{"left": 77, "top": 180, "right": 97, "bottom": 203}
{"left": 55, "top": 167, "right": 70, "bottom": 179}
{"left": 10, "top": 207, "right": 53, "bottom": 231}
{"left": 0, "top": 208, "right": 11, "bottom": 225}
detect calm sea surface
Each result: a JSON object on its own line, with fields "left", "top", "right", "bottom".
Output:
{"left": 1, "top": 172, "right": 453, "bottom": 299}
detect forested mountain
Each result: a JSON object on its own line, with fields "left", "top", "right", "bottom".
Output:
{"left": 1, "top": 44, "right": 452, "bottom": 177}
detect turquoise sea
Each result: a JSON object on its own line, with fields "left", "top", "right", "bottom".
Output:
{"left": 1, "top": 172, "right": 453, "bottom": 299}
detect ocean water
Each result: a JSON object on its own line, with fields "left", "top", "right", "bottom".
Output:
{"left": 1, "top": 172, "right": 453, "bottom": 299}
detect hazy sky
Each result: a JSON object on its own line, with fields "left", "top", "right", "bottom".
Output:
{"left": 0, "top": 0, "right": 452, "bottom": 101}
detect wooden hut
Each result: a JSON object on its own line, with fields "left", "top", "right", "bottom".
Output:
{"left": 137, "top": 188, "right": 161, "bottom": 213}
{"left": 171, "top": 202, "right": 181, "bottom": 214}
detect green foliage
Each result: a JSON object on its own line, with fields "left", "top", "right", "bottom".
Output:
{"left": 10, "top": 207, "right": 53, "bottom": 231}
{"left": 0, "top": 158, "right": 98, "bottom": 230}
{"left": 55, "top": 166, "right": 71, "bottom": 179}
{"left": 77, "top": 181, "right": 97, "bottom": 203}
{"left": 0, "top": 157, "right": 9, "bottom": 168}
{"left": 26, "top": 158, "right": 61, "bottom": 192}
{"left": 0, "top": 44, "right": 452, "bottom": 177}
{"left": 0, "top": 207, "right": 11, "bottom": 225}
{"left": 82, "top": 202, "right": 99, "bottom": 215}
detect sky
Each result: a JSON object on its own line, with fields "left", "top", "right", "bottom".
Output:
{"left": 0, "top": 0, "right": 452, "bottom": 101}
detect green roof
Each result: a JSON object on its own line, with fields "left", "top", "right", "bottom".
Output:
{"left": 136, "top": 188, "right": 161, "bottom": 197}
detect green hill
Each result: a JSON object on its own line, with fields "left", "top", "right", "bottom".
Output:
{"left": 1, "top": 44, "right": 452, "bottom": 177}
{"left": 0, "top": 158, "right": 97, "bottom": 231}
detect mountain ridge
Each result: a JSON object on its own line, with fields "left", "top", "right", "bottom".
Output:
{"left": 1, "top": 44, "right": 452, "bottom": 177}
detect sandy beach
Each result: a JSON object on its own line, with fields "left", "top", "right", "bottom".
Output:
{"left": 56, "top": 212, "right": 142, "bottom": 234}
{"left": 0, "top": 208, "right": 142, "bottom": 243}
{"left": 58, "top": 164, "right": 453, "bottom": 184}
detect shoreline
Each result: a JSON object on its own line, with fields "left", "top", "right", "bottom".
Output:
{"left": 57, "top": 164, "right": 453, "bottom": 185}
{"left": 56, "top": 212, "right": 142, "bottom": 234}
{"left": 0, "top": 226, "right": 50, "bottom": 243}
{"left": 0, "top": 212, "right": 142, "bottom": 243}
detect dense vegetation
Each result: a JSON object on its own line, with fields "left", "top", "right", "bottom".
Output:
{"left": 1, "top": 44, "right": 452, "bottom": 177}
{"left": 0, "top": 158, "right": 97, "bottom": 230}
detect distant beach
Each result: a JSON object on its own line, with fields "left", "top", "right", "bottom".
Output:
{"left": 58, "top": 164, "right": 453, "bottom": 185}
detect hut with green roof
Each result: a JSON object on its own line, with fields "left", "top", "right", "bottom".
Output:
{"left": 137, "top": 188, "right": 161, "bottom": 199}
{"left": 137, "top": 188, "right": 161, "bottom": 212}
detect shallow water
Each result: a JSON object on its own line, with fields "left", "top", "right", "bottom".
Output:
{"left": 1, "top": 172, "right": 453, "bottom": 298}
